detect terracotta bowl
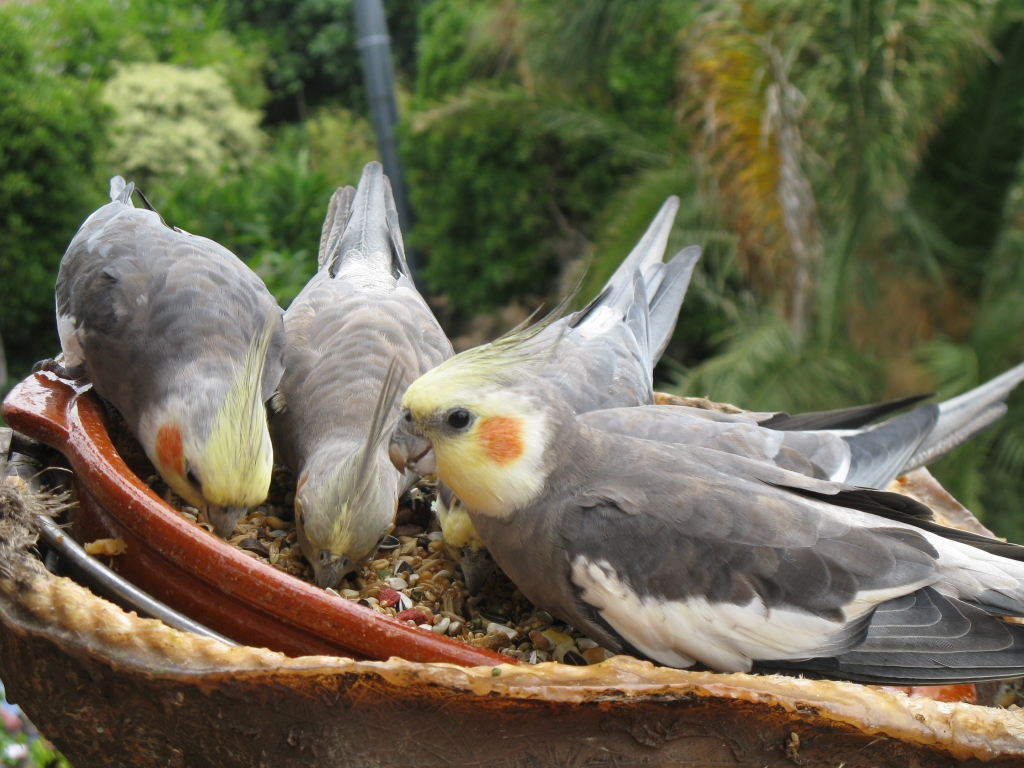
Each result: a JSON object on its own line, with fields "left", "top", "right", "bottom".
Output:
{"left": 1, "top": 372, "right": 504, "bottom": 665}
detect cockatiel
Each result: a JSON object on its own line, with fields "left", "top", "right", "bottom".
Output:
{"left": 435, "top": 196, "right": 702, "bottom": 592}
{"left": 391, "top": 326, "right": 1024, "bottom": 684}
{"left": 580, "top": 357, "right": 1024, "bottom": 490}
{"left": 52, "top": 177, "right": 286, "bottom": 537}
{"left": 270, "top": 162, "right": 452, "bottom": 590}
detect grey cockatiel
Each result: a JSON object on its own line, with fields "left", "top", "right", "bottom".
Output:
{"left": 50, "top": 177, "right": 286, "bottom": 537}
{"left": 435, "top": 196, "right": 702, "bottom": 591}
{"left": 270, "top": 162, "right": 452, "bottom": 590}
{"left": 391, "top": 330, "right": 1024, "bottom": 684}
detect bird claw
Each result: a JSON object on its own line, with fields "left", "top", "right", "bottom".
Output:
{"left": 32, "top": 357, "right": 86, "bottom": 382}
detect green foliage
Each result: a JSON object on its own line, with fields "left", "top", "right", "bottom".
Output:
{"left": 911, "top": 22, "right": 1024, "bottom": 295}
{"left": 403, "top": 0, "right": 683, "bottom": 313}
{"left": 222, "top": 0, "right": 424, "bottom": 123}
{"left": 103, "top": 62, "right": 265, "bottom": 183}
{"left": 403, "top": 88, "right": 640, "bottom": 311}
{"left": 0, "top": 10, "right": 106, "bottom": 374}
{"left": 305, "top": 106, "right": 378, "bottom": 188}
{"left": 10, "top": 0, "right": 266, "bottom": 108}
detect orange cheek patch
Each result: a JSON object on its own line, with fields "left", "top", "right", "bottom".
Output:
{"left": 156, "top": 424, "right": 184, "bottom": 476}
{"left": 477, "top": 416, "right": 524, "bottom": 464}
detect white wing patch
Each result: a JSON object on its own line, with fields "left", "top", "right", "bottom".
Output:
{"left": 571, "top": 556, "right": 924, "bottom": 673}
{"left": 57, "top": 313, "right": 85, "bottom": 367}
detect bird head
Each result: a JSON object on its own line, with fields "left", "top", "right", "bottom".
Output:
{"left": 141, "top": 314, "right": 279, "bottom": 537}
{"left": 295, "top": 359, "right": 405, "bottom": 590}
{"left": 389, "top": 319, "right": 573, "bottom": 520}
{"left": 434, "top": 484, "right": 495, "bottom": 594}
{"left": 295, "top": 447, "right": 399, "bottom": 589}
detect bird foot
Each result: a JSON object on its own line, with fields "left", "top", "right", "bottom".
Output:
{"left": 32, "top": 357, "right": 86, "bottom": 382}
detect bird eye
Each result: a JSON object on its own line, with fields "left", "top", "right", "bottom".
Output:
{"left": 403, "top": 409, "right": 412, "bottom": 423}
{"left": 185, "top": 466, "right": 202, "bottom": 491}
{"left": 447, "top": 409, "right": 472, "bottom": 430}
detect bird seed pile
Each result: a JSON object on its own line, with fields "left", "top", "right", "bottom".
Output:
{"left": 145, "top": 468, "right": 614, "bottom": 666}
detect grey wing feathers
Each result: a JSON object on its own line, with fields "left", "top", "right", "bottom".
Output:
{"left": 757, "top": 393, "right": 933, "bottom": 431}
{"left": 648, "top": 245, "right": 701, "bottom": 365}
{"left": 902, "top": 361, "right": 1024, "bottom": 472}
{"left": 558, "top": 435, "right": 1024, "bottom": 682}
{"left": 318, "top": 186, "right": 356, "bottom": 271}
{"left": 57, "top": 192, "right": 285, "bottom": 427}
{"left": 781, "top": 482, "right": 1024, "bottom": 562}
{"left": 840, "top": 403, "right": 939, "bottom": 488}
{"left": 769, "top": 588, "right": 1024, "bottom": 684}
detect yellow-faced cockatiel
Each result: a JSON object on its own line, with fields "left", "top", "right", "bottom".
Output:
{"left": 390, "top": 317, "right": 1024, "bottom": 685}
{"left": 270, "top": 162, "right": 452, "bottom": 590}
{"left": 433, "top": 196, "right": 702, "bottom": 592}
{"left": 52, "top": 177, "right": 286, "bottom": 537}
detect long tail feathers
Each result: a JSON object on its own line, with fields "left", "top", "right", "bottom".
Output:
{"left": 623, "top": 270, "right": 652, "bottom": 386}
{"left": 383, "top": 175, "right": 412, "bottom": 280}
{"left": 110, "top": 176, "right": 135, "bottom": 206}
{"left": 599, "top": 196, "right": 679, "bottom": 315}
{"left": 318, "top": 186, "right": 356, "bottom": 271}
{"left": 842, "top": 404, "right": 939, "bottom": 488}
{"left": 901, "top": 361, "right": 1024, "bottom": 473}
{"left": 326, "top": 162, "right": 407, "bottom": 280}
{"left": 768, "top": 588, "right": 1024, "bottom": 684}
{"left": 648, "top": 245, "right": 701, "bottom": 365}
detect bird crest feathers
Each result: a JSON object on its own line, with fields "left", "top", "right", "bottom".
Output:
{"left": 404, "top": 271, "right": 587, "bottom": 412}
{"left": 202, "top": 313, "right": 278, "bottom": 506}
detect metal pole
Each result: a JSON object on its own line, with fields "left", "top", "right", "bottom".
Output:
{"left": 353, "top": 0, "right": 416, "bottom": 275}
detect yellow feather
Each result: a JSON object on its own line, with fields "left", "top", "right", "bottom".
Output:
{"left": 202, "top": 313, "right": 277, "bottom": 507}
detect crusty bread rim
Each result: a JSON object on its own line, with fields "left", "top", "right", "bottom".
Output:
{"left": 3, "top": 570, "right": 1024, "bottom": 762}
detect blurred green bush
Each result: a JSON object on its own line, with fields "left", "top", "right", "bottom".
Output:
{"left": 0, "top": 11, "right": 106, "bottom": 381}
{"left": 103, "top": 62, "right": 265, "bottom": 183}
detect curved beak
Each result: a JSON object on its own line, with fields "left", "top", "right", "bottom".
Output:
{"left": 314, "top": 550, "right": 352, "bottom": 590}
{"left": 459, "top": 547, "right": 496, "bottom": 595}
{"left": 205, "top": 504, "right": 247, "bottom": 538}
{"left": 388, "top": 421, "right": 436, "bottom": 475}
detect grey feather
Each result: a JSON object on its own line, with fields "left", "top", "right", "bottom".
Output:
{"left": 56, "top": 187, "right": 285, "bottom": 428}
{"left": 382, "top": 175, "right": 412, "bottom": 280}
{"left": 769, "top": 589, "right": 1024, "bottom": 683}
{"left": 648, "top": 245, "right": 701, "bottom": 365}
{"left": 109, "top": 175, "right": 128, "bottom": 203}
{"left": 902, "top": 361, "right": 1024, "bottom": 472}
{"left": 756, "top": 393, "right": 933, "bottom": 431}
{"left": 318, "top": 186, "right": 356, "bottom": 271}
{"left": 595, "top": 195, "right": 679, "bottom": 315}
{"left": 328, "top": 162, "right": 407, "bottom": 281}
{"left": 536, "top": 198, "right": 698, "bottom": 413}
{"left": 840, "top": 404, "right": 939, "bottom": 488}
